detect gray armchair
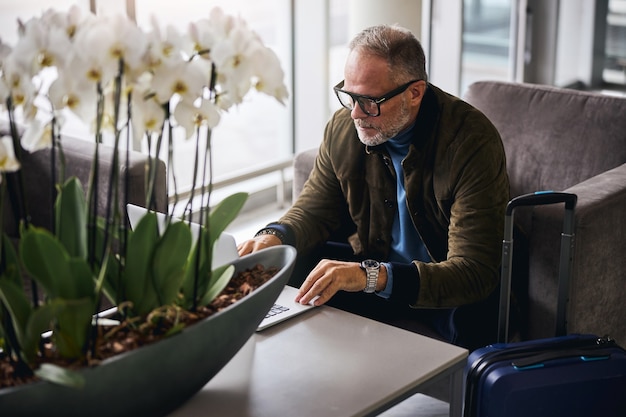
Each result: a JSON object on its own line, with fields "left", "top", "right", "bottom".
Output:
{"left": 292, "top": 81, "right": 626, "bottom": 345}
{"left": 2, "top": 132, "right": 167, "bottom": 238}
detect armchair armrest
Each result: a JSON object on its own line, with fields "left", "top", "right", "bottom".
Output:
{"left": 567, "top": 163, "right": 626, "bottom": 343}
{"left": 292, "top": 147, "right": 318, "bottom": 198}
{"left": 527, "top": 163, "right": 626, "bottom": 343}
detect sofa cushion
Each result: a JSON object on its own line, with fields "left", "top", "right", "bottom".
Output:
{"left": 463, "top": 81, "right": 626, "bottom": 199}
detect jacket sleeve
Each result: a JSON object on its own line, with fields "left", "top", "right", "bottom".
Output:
{"left": 412, "top": 113, "right": 509, "bottom": 308}
{"left": 276, "top": 112, "right": 347, "bottom": 254}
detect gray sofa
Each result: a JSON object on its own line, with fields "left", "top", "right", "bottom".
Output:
{"left": 2, "top": 132, "right": 167, "bottom": 238}
{"left": 292, "top": 81, "right": 626, "bottom": 345}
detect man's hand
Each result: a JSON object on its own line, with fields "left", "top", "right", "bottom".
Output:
{"left": 295, "top": 259, "right": 387, "bottom": 306}
{"left": 237, "top": 234, "right": 282, "bottom": 257}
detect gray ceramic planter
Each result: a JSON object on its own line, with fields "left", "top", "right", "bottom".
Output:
{"left": 0, "top": 245, "right": 297, "bottom": 417}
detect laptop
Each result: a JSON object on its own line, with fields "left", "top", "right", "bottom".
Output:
{"left": 126, "top": 204, "right": 316, "bottom": 331}
{"left": 256, "top": 285, "right": 316, "bottom": 331}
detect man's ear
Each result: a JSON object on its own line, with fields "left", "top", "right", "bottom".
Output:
{"left": 409, "top": 80, "right": 427, "bottom": 103}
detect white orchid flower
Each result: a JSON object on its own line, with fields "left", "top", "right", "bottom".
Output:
{"left": 173, "top": 98, "right": 221, "bottom": 139}
{"left": 21, "top": 118, "right": 55, "bottom": 152}
{"left": 212, "top": 87, "right": 236, "bottom": 111}
{"left": 0, "top": 136, "right": 21, "bottom": 174}
{"left": 212, "top": 26, "right": 256, "bottom": 70}
{"left": 39, "top": 5, "right": 94, "bottom": 40}
{"left": 210, "top": 27, "right": 269, "bottom": 109}
{"left": 0, "top": 37, "right": 12, "bottom": 62}
{"left": 71, "top": 14, "right": 148, "bottom": 87}
{"left": 214, "top": 74, "right": 252, "bottom": 110}
{"left": 1, "top": 57, "right": 37, "bottom": 109}
{"left": 188, "top": 18, "right": 214, "bottom": 58}
{"left": 12, "top": 15, "right": 73, "bottom": 75}
{"left": 48, "top": 67, "right": 98, "bottom": 126}
{"left": 0, "top": 78, "right": 9, "bottom": 110}
{"left": 131, "top": 90, "right": 166, "bottom": 149}
{"left": 100, "top": 83, "right": 132, "bottom": 133}
{"left": 151, "top": 58, "right": 208, "bottom": 104}
{"left": 188, "top": 7, "right": 236, "bottom": 58}
{"left": 253, "top": 47, "right": 289, "bottom": 104}
{"left": 144, "top": 17, "right": 189, "bottom": 69}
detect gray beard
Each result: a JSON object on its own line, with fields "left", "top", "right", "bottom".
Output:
{"left": 355, "top": 99, "right": 411, "bottom": 147}
{"left": 357, "top": 128, "right": 389, "bottom": 146}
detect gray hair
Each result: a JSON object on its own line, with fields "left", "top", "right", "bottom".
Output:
{"left": 349, "top": 24, "right": 428, "bottom": 83}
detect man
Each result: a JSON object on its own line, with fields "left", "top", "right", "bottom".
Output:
{"left": 238, "top": 24, "right": 510, "bottom": 350}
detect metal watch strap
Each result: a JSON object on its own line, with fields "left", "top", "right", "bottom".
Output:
{"left": 254, "top": 227, "right": 286, "bottom": 244}
{"left": 361, "top": 259, "right": 380, "bottom": 293}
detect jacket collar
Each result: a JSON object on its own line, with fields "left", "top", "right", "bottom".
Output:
{"left": 412, "top": 83, "right": 439, "bottom": 149}
{"left": 365, "top": 83, "right": 439, "bottom": 155}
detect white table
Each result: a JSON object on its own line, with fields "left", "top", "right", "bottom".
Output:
{"left": 171, "top": 306, "right": 468, "bottom": 417}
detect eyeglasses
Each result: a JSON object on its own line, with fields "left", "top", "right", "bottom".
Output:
{"left": 333, "top": 79, "right": 420, "bottom": 117}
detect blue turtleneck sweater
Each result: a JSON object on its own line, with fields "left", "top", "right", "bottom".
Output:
{"left": 378, "top": 121, "right": 430, "bottom": 298}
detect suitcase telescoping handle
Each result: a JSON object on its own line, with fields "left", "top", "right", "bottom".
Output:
{"left": 498, "top": 191, "right": 577, "bottom": 343}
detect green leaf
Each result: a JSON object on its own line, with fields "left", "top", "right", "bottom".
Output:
{"left": 19, "top": 227, "right": 72, "bottom": 298}
{"left": 55, "top": 177, "right": 87, "bottom": 259}
{"left": 53, "top": 297, "right": 96, "bottom": 359}
{"left": 98, "top": 219, "right": 121, "bottom": 305}
{"left": 123, "top": 212, "right": 160, "bottom": 316}
{"left": 26, "top": 302, "right": 61, "bottom": 341}
{"left": 20, "top": 227, "right": 94, "bottom": 300}
{"left": 24, "top": 301, "right": 65, "bottom": 359}
{"left": 1, "top": 234, "right": 23, "bottom": 288}
{"left": 90, "top": 216, "right": 109, "bottom": 272}
{"left": 207, "top": 263, "right": 230, "bottom": 293}
{"left": 100, "top": 251, "right": 121, "bottom": 306}
{"left": 208, "top": 192, "right": 248, "bottom": 245}
{"left": 35, "top": 363, "right": 85, "bottom": 389}
{"left": 179, "top": 192, "right": 246, "bottom": 309}
{"left": 151, "top": 221, "right": 192, "bottom": 307}
{"left": 68, "top": 257, "right": 97, "bottom": 299}
{"left": 0, "top": 280, "right": 34, "bottom": 360}
{"left": 200, "top": 264, "right": 234, "bottom": 306}
{"left": 180, "top": 228, "right": 211, "bottom": 309}
{"left": 164, "top": 322, "right": 186, "bottom": 337}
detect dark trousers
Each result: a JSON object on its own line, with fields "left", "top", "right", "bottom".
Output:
{"left": 288, "top": 242, "right": 504, "bottom": 351}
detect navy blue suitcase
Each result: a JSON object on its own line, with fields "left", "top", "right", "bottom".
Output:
{"left": 465, "top": 334, "right": 626, "bottom": 416}
{"left": 463, "top": 192, "right": 626, "bottom": 417}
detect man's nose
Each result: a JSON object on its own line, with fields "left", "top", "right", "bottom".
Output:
{"left": 350, "top": 103, "right": 368, "bottom": 119}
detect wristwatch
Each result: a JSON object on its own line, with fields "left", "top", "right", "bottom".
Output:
{"left": 360, "top": 259, "right": 380, "bottom": 293}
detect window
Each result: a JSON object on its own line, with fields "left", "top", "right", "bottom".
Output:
{"left": 133, "top": 0, "right": 293, "bottom": 201}
{"left": 0, "top": 0, "right": 293, "bottom": 206}
{"left": 461, "top": 0, "right": 514, "bottom": 94}
{"left": 604, "top": 0, "right": 626, "bottom": 87}
{"left": 328, "top": 0, "right": 349, "bottom": 113}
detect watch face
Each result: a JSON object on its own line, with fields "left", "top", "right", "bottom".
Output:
{"left": 362, "top": 259, "right": 379, "bottom": 269}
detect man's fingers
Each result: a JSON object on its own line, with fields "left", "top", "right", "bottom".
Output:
{"left": 296, "top": 263, "right": 341, "bottom": 306}
{"left": 236, "top": 235, "right": 281, "bottom": 256}
{"left": 295, "top": 272, "right": 318, "bottom": 303}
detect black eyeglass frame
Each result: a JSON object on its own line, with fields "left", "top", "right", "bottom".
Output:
{"left": 333, "top": 79, "right": 421, "bottom": 117}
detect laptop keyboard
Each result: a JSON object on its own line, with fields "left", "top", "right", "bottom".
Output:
{"left": 265, "top": 303, "right": 290, "bottom": 318}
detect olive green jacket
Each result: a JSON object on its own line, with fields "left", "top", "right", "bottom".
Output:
{"left": 279, "top": 84, "right": 509, "bottom": 308}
